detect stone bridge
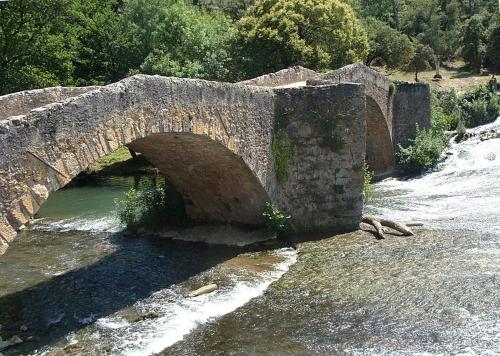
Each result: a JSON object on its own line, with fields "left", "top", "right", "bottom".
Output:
{"left": 0, "top": 64, "right": 430, "bottom": 254}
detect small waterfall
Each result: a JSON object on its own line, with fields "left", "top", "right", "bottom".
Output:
{"left": 367, "top": 117, "right": 500, "bottom": 233}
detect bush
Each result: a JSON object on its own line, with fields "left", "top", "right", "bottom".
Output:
{"left": 455, "top": 119, "right": 467, "bottom": 142}
{"left": 431, "top": 107, "right": 456, "bottom": 133}
{"left": 262, "top": 202, "right": 291, "bottom": 234}
{"left": 459, "top": 85, "right": 499, "bottom": 127}
{"left": 396, "top": 124, "right": 449, "bottom": 174}
{"left": 116, "top": 178, "right": 187, "bottom": 233}
{"left": 434, "top": 89, "right": 460, "bottom": 117}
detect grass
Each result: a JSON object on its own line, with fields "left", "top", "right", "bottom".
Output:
{"left": 84, "top": 147, "right": 155, "bottom": 176}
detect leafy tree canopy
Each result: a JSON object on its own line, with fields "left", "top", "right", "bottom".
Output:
{"left": 236, "top": 0, "right": 369, "bottom": 78}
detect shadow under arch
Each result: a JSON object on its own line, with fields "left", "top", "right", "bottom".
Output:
{"left": 365, "top": 96, "right": 395, "bottom": 176}
{"left": 128, "top": 133, "right": 269, "bottom": 225}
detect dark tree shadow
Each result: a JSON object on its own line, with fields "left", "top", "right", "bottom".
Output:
{"left": 0, "top": 232, "right": 253, "bottom": 354}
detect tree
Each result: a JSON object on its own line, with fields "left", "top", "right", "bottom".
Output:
{"left": 0, "top": 0, "right": 80, "bottom": 94}
{"left": 198, "top": 0, "right": 255, "bottom": 19}
{"left": 391, "top": 0, "right": 400, "bottom": 30}
{"left": 236, "top": 0, "right": 368, "bottom": 78}
{"left": 364, "top": 18, "right": 414, "bottom": 69}
{"left": 409, "top": 39, "right": 434, "bottom": 81}
{"left": 461, "top": 14, "right": 486, "bottom": 73}
{"left": 485, "top": 15, "right": 500, "bottom": 69}
{"left": 139, "top": 1, "right": 236, "bottom": 80}
{"left": 401, "top": 0, "right": 446, "bottom": 78}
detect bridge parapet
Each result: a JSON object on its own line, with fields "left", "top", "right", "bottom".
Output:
{"left": 238, "top": 66, "right": 319, "bottom": 87}
{"left": 0, "top": 86, "right": 100, "bottom": 121}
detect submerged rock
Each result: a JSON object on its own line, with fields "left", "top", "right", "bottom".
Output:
{"left": 131, "top": 311, "right": 159, "bottom": 322}
{"left": 0, "top": 335, "right": 23, "bottom": 351}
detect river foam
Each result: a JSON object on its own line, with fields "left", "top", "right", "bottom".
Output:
{"left": 368, "top": 117, "right": 500, "bottom": 233}
{"left": 32, "top": 215, "right": 120, "bottom": 233}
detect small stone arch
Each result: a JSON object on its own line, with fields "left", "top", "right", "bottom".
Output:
{"left": 365, "top": 97, "right": 395, "bottom": 174}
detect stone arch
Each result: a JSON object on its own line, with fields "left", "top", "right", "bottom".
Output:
{"left": 0, "top": 75, "right": 276, "bottom": 253}
{"left": 365, "top": 97, "right": 395, "bottom": 174}
{"left": 128, "top": 133, "right": 269, "bottom": 224}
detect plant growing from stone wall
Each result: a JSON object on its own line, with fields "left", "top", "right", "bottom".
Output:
{"left": 262, "top": 202, "right": 291, "bottom": 235}
{"left": 389, "top": 82, "right": 397, "bottom": 96}
{"left": 271, "top": 131, "right": 294, "bottom": 184}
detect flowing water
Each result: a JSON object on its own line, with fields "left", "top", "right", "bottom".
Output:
{"left": 0, "top": 119, "right": 499, "bottom": 355}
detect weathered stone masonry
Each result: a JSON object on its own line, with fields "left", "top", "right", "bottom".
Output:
{"left": 0, "top": 64, "right": 430, "bottom": 254}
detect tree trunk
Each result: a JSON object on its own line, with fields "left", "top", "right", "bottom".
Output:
{"left": 434, "top": 54, "right": 441, "bottom": 78}
{"left": 361, "top": 214, "right": 415, "bottom": 239}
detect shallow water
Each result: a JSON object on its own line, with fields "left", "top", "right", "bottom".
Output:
{"left": 1, "top": 120, "right": 499, "bottom": 355}
{"left": 0, "top": 176, "right": 295, "bottom": 355}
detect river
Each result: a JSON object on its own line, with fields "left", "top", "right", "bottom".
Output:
{"left": 0, "top": 119, "right": 499, "bottom": 355}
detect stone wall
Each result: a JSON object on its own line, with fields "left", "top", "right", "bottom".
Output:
{"left": 239, "top": 66, "right": 319, "bottom": 87}
{"left": 272, "top": 84, "right": 366, "bottom": 232}
{"left": 0, "top": 86, "right": 100, "bottom": 121}
{"left": 392, "top": 82, "right": 431, "bottom": 147}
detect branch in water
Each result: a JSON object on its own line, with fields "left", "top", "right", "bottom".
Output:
{"left": 361, "top": 214, "right": 415, "bottom": 239}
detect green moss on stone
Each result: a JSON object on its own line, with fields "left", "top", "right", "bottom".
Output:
{"left": 272, "top": 131, "right": 294, "bottom": 184}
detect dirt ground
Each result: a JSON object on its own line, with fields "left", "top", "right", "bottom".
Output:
{"left": 376, "top": 61, "right": 499, "bottom": 93}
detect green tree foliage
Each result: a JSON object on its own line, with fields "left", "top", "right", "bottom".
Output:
{"left": 139, "top": 1, "right": 237, "bottom": 80}
{"left": 408, "top": 39, "right": 434, "bottom": 81}
{"left": 346, "top": 0, "right": 395, "bottom": 25}
{"left": 198, "top": 0, "right": 255, "bottom": 19}
{"left": 485, "top": 15, "right": 500, "bottom": 69}
{"left": 364, "top": 17, "right": 414, "bottom": 69}
{"left": 236, "top": 0, "right": 369, "bottom": 78}
{"left": 0, "top": 0, "right": 80, "bottom": 94}
{"left": 461, "top": 15, "right": 486, "bottom": 73}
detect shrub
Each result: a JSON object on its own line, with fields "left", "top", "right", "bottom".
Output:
{"left": 459, "top": 85, "right": 499, "bottom": 127}
{"left": 435, "top": 89, "right": 460, "bottom": 117}
{"left": 116, "top": 178, "right": 187, "bottom": 233}
{"left": 431, "top": 107, "right": 456, "bottom": 133}
{"left": 396, "top": 125, "right": 449, "bottom": 174}
{"left": 455, "top": 119, "right": 467, "bottom": 142}
{"left": 262, "top": 202, "right": 291, "bottom": 234}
